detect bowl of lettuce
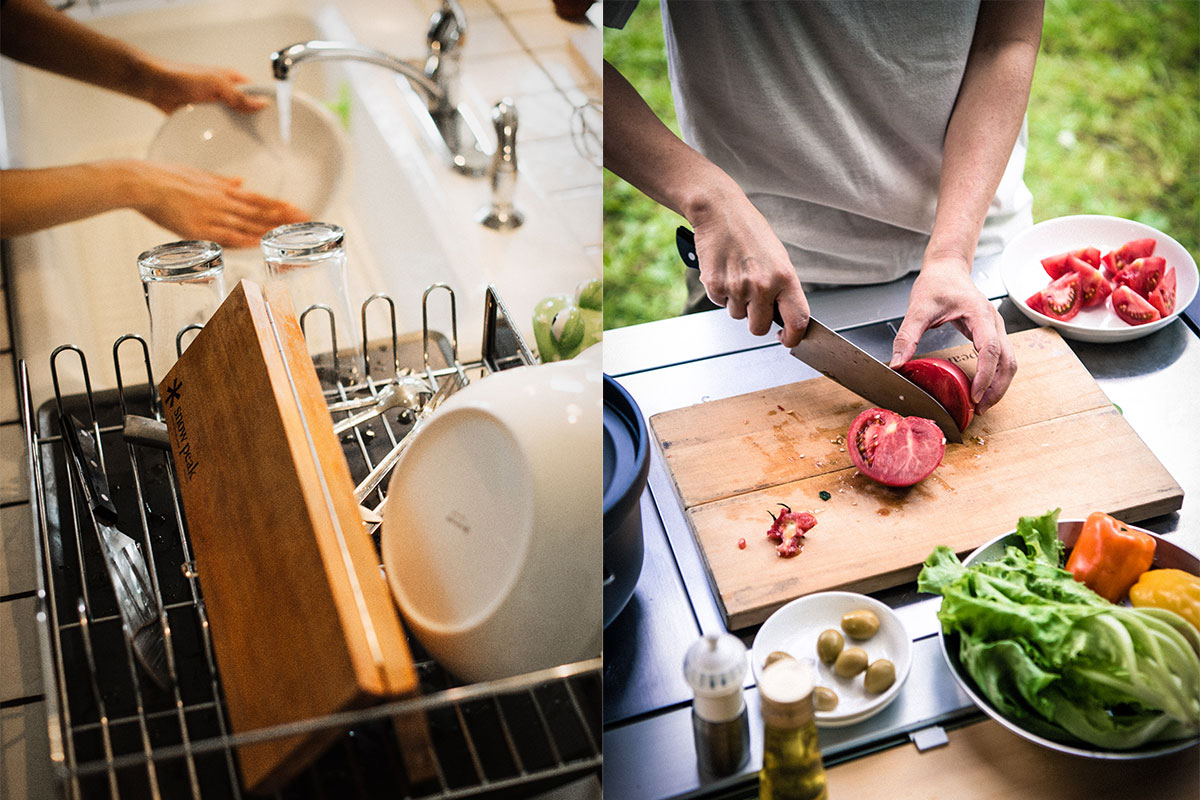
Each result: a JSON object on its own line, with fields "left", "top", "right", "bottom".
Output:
{"left": 919, "top": 509, "right": 1200, "bottom": 759}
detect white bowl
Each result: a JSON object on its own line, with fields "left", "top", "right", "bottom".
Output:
{"left": 380, "top": 359, "right": 603, "bottom": 683}
{"left": 147, "top": 86, "right": 347, "bottom": 222}
{"left": 1000, "top": 215, "right": 1198, "bottom": 343}
{"left": 752, "top": 591, "right": 912, "bottom": 728}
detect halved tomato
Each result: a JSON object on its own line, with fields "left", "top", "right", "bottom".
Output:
{"left": 1148, "top": 267, "right": 1176, "bottom": 317}
{"left": 1113, "top": 256, "right": 1166, "bottom": 298}
{"left": 895, "top": 357, "right": 974, "bottom": 431}
{"left": 1112, "top": 285, "right": 1162, "bottom": 326}
{"left": 1066, "top": 255, "right": 1112, "bottom": 308}
{"left": 1029, "top": 272, "right": 1083, "bottom": 321}
{"left": 1041, "top": 246, "right": 1102, "bottom": 279}
{"left": 847, "top": 408, "right": 945, "bottom": 488}
{"left": 1101, "top": 238, "right": 1156, "bottom": 279}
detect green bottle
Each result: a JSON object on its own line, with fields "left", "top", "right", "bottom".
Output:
{"left": 758, "top": 658, "right": 828, "bottom": 800}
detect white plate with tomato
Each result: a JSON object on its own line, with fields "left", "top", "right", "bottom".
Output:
{"left": 1001, "top": 215, "right": 1198, "bottom": 343}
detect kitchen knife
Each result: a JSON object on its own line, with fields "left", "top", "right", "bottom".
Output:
{"left": 62, "top": 413, "right": 171, "bottom": 689}
{"left": 676, "top": 226, "right": 963, "bottom": 443}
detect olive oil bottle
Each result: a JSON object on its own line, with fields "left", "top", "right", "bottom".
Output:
{"left": 758, "top": 658, "right": 828, "bottom": 800}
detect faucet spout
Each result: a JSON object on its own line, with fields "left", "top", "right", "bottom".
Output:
{"left": 271, "top": 41, "right": 443, "bottom": 103}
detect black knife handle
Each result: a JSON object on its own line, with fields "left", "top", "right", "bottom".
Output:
{"left": 676, "top": 226, "right": 787, "bottom": 330}
{"left": 61, "top": 413, "right": 119, "bottom": 524}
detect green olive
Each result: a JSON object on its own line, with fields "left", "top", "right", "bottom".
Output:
{"left": 816, "top": 629, "right": 844, "bottom": 665}
{"left": 814, "top": 686, "right": 839, "bottom": 712}
{"left": 841, "top": 609, "right": 881, "bottom": 640}
{"left": 833, "top": 646, "right": 869, "bottom": 678}
{"left": 864, "top": 659, "right": 896, "bottom": 694}
{"left": 765, "top": 650, "right": 795, "bottom": 669}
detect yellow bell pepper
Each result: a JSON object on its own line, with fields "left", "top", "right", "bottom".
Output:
{"left": 1130, "top": 569, "right": 1200, "bottom": 632}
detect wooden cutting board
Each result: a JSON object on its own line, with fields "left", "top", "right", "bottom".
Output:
{"left": 162, "top": 280, "right": 417, "bottom": 794}
{"left": 649, "top": 327, "right": 1183, "bottom": 630}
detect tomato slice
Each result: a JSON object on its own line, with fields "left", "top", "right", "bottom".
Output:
{"left": 895, "top": 357, "right": 974, "bottom": 431}
{"left": 1112, "top": 285, "right": 1162, "bottom": 326}
{"left": 847, "top": 408, "right": 945, "bottom": 488}
{"left": 1148, "top": 267, "right": 1176, "bottom": 317}
{"left": 1066, "top": 255, "right": 1112, "bottom": 308}
{"left": 1041, "top": 246, "right": 1102, "bottom": 279}
{"left": 1101, "top": 238, "right": 1156, "bottom": 280}
{"left": 1030, "top": 272, "right": 1083, "bottom": 321}
{"left": 1113, "top": 256, "right": 1166, "bottom": 298}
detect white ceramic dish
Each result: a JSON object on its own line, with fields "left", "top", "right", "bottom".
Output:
{"left": 752, "top": 591, "right": 912, "bottom": 728}
{"left": 1000, "top": 215, "right": 1198, "bottom": 343}
{"left": 380, "top": 356, "right": 603, "bottom": 683}
{"left": 147, "top": 86, "right": 347, "bottom": 222}
{"left": 939, "top": 519, "right": 1200, "bottom": 759}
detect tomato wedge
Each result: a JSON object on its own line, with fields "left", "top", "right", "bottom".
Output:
{"left": 1112, "top": 285, "right": 1162, "bottom": 326}
{"left": 895, "top": 357, "right": 974, "bottom": 431}
{"left": 847, "top": 408, "right": 945, "bottom": 488}
{"left": 1041, "top": 246, "right": 1102, "bottom": 279}
{"left": 1148, "top": 267, "right": 1176, "bottom": 317}
{"left": 1065, "top": 255, "right": 1112, "bottom": 308}
{"left": 1113, "top": 256, "right": 1165, "bottom": 298}
{"left": 1029, "top": 272, "right": 1083, "bottom": 321}
{"left": 1101, "top": 238, "right": 1156, "bottom": 279}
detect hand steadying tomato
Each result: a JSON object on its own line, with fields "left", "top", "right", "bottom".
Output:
{"left": 847, "top": 408, "right": 945, "bottom": 488}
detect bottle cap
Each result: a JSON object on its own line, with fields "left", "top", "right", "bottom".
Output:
{"left": 758, "top": 657, "right": 816, "bottom": 728}
{"left": 684, "top": 634, "right": 748, "bottom": 722}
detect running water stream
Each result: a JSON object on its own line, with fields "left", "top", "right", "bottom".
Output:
{"left": 276, "top": 77, "right": 293, "bottom": 146}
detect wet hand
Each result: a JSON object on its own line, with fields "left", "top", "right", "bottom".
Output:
{"left": 146, "top": 60, "right": 268, "bottom": 115}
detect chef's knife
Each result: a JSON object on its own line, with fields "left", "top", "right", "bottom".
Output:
{"left": 676, "top": 226, "right": 963, "bottom": 443}
{"left": 62, "top": 413, "right": 171, "bottom": 689}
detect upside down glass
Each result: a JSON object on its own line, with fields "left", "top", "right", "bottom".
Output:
{"left": 138, "top": 240, "right": 226, "bottom": 383}
{"left": 260, "top": 221, "right": 362, "bottom": 383}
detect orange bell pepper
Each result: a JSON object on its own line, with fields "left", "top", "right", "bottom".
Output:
{"left": 1065, "top": 511, "right": 1156, "bottom": 603}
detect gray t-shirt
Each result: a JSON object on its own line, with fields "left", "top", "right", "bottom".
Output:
{"left": 660, "top": 0, "right": 1033, "bottom": 284}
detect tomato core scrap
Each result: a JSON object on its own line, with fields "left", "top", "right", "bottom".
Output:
{"left": 766, "top": 503, "right": 817, "bottom": 558}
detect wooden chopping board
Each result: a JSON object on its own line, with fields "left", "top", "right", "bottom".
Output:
{"left": 649, "top": 327, "right": 1183, "bottom": 630}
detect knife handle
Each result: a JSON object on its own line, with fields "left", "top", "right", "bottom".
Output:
{"left": 61, "top": 413, "right": 119, "bottom": 524}
{"left": 676, "top": 226, "right": 787, "bottom": 330}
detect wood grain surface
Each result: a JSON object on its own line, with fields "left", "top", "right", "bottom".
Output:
{"left": 650, "top": 327, "right": 1184, "bottom": 630}
{"left": 162, "top": 281, "right": 417, "bottom": 793}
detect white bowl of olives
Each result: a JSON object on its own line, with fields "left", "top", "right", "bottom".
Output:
{"left": 751, "top": 591, "right": 912, "bottom": 728}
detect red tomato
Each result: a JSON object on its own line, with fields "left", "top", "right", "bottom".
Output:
{"left": 1148, "top": 267, "right": 1176, "bottom": 317}
{"left": 1029, "top": 272, "right": 1083, "bottom": 321}
{"left": 1041, "top": 246, "right": 1102, "bottom": 279}
{"left": 847, "top": 408, "right": 945, "bottom": 488}
{"left": 1113, "top": 256, "right": 1166, "bottom": 298}
{"left": 1101, "top": 238, "right": 1156, "bottom": 279}
{"left": 1066, "top": 255, "right": 1112, "bottom": 308}
{"left": 1112, "top": 285, "right": 1162, "bottom": 326}
{"left": 895, "top": 357, "right": 974, "bottom": 431}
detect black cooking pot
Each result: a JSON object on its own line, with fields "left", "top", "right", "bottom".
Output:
{"left": 603, "top": 374, "right": 649, "bottom": 628}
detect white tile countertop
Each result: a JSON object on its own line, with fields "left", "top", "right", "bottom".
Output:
{"left": 0, "top": 0, "right": 601, "bottom": 797}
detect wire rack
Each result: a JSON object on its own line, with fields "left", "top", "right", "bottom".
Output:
{"left": 19, "top": 285, "right": 602, "bottom": 799}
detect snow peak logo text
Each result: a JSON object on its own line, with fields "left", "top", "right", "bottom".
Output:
{"left": 166, "top": 379, "right": 199, "bottom": 481}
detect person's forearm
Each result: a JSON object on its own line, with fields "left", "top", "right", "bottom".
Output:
{"left": 926, "top": 0, "right": 1044, "bottom": 268}
{"left": 0, "top": 162, "right": 143, "bottom": 236}
{"left": 0, "top": 0, "right": 159, "bottom": 103}
{"left": 603, "top": 60, "right": 743, "bottom": 224}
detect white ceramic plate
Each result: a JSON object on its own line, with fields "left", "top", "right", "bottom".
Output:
{"left": 1000, "top": 215, "right": 1198, "bottom": 343}
{"left": 147, "top": 86, "right": 347, "bottom": 223}
{"left": 752, "top": 591, "right": 912, "bottom": 728}
{"left": 939, "top": 520, "right": 1200, "bottom": 759}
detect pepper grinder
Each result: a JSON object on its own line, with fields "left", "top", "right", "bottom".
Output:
{"left": 683, "top": 633, "right": 751, "bottom": 778}
{"left": 477, "top": 98, "right": 524, "bottom": 230}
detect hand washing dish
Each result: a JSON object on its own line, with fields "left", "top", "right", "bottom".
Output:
{"left": 147, "top": 87, "right": 347, "bottom": 224}
{"left": 380, "top": 356, "right": 603, "bottom": 683}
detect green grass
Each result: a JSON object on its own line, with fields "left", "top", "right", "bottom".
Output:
{"left": 603, "top": 0, "right": 1200, "bottom": 330}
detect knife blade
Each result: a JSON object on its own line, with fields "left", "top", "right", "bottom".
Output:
{"left": 62, "top": 413, "right": 171, "bottom": 689}
{"left": 676, "top": 226, "right": 963, "bottom": 443}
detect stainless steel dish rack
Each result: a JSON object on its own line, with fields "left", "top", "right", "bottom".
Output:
{"left": 18, "top": 285, "right": 602, "bottom": 799}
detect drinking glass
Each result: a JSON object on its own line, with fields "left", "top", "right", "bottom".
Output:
{"left": 138, "top": 240, "right": 226, "bottom": 383}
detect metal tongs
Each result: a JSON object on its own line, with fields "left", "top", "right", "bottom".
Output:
{"left": 62, "top": 413, "right": 170, "bottom": 690}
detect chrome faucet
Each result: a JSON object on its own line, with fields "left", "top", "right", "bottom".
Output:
{"left": 271, "top": 0, "right": 490, "bottom": 176}
{"left": 477, "top": 99, "right": 524, "bottom": 230}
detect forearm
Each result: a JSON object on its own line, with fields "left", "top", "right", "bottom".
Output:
{"left": 603, "top": 60, "right": 744, "bottom": 224}
{"left": 0, "top": 161, "right": 143, "bottom": 236}
{"left": 0, "top": 0, "right": 160, "bottom": 104}
{"left": 926, "top": 0, "right": 1043, "bottom": 268}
